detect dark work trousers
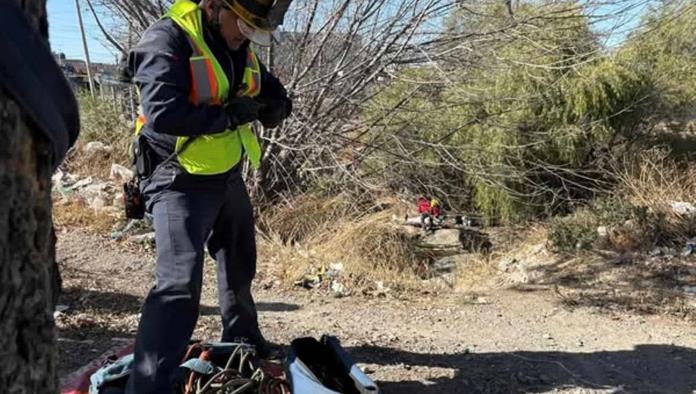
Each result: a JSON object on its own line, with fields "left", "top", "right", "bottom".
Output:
{"left": 126, "top": 163, "right": 262, "bottom": 394}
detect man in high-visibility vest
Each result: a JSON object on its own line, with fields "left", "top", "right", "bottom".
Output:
{"left": 125, "top": 0, "right": 292, "bottom": 391}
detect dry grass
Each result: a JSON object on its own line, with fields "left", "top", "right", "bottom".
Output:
{"left": 455, "top": 225, "right": 550, "bottom": 291}
{"left": 615, "top": 149, "right": 696, "bottom": 242}
{"left": 258, "top": 194, "right": 429, "bottom": 292}
{"left": 258, "top": 194, "right": 355, "bottom": 244}
{"left": 62, "top": 94, "right": 132, "bottom": 179}
{"left": 453, "top": 253, "right": 498, "bottom": 292}
{"left": 53, "top": 198, "right": 121, "bottom": 235}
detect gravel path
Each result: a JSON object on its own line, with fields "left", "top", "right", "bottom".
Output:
{"left": 56, "top": 230, "right": 696, "bottom": 393}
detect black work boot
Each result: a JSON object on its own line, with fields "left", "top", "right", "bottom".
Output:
{"left": 232, "top": 337, "right": 285, "bottom": 360}
{"left": 256, "top": 339, "right": 285, "bottom": 360}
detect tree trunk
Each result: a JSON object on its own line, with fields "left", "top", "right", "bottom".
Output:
{"left": 0, "top": 0, "right": 60, "bottom": 392}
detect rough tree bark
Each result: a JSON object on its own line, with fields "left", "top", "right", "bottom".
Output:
{"left": 0, "top": 0, "right": 60, "bottom": 392}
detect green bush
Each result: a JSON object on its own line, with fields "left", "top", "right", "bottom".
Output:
{"left": 548, "top": 210, "right": 599, "bottom": 252}
{"left": 367, "top": 1, "right": 656, "bottom": 224}
{"left": 548, "top": 195, "right": 671, "bottom": 253}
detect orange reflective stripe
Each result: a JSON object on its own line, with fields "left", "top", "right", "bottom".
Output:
{"left": 241, "top": 49, "right": 261, "bottom": 97}
{"left": 135, "top": 114, "right": 147, "bottom": 134}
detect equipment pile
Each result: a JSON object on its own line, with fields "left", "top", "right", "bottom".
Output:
{"left": 83, "top": 336, "right": 379, "bottom": 394}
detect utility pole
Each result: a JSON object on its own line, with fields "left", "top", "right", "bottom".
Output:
{"left": 74, "top": 0, "right": 95, "bottom": 98}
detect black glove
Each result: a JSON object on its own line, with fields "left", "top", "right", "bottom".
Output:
{"left": 226, "top": 96, "right": 266, "bottom": 127}
{"left": 256, "top": 97, "right": 293, "bottom": 128}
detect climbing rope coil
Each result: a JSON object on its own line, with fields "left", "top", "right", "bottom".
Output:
{"left": 181, "top": 342, "right": 290, "bottom": 394}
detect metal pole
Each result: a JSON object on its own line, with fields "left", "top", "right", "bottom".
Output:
{"left": 75, "top": 0, "right": 96, "bottom": 98}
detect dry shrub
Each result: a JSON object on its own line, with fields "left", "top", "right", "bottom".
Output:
{"left": 457, "top": 225, "right": 549, "bottom": 290}
{"left": 259, "top": 194, "right": 427, "bottom": 291}
{"left": 454, "top": 253, "right": 498, "bottom": 292}
{"left": 548, "top": 150, "right": 696, "bottom": 252}
{"left": 62, "top": 94, "right": 132, "bottom": 178}
{"left": 547, "top": 210, "right": 599, "bottom": 252}
{"left": 259, "top": 194, "right": 355, "bottom": 244}
{"left": 615, "top": 150, "right": 696, "bottom": 242}
{"left": 315, "top": 211, "right": 423, "bottom": 274}
{"left": 53, "top": 199, "right": 120, "bottom": 234}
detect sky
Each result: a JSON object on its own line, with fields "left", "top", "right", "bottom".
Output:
{"left": 47, "top": 0, "right": 656, "bottom": 66}
{"left": 47, "top": 0, "right": 118, "bottom": 64}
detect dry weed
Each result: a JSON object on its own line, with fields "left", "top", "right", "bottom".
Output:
{"left": 615, "top": 150, "right": 696, "bottom": 242}
{"left": 259, "top": 194, "right": 428, "bottom": 292}
{"left": 259, "top": 194, "right": 354, "bottom": 244}
{"left": 53, "top": 198, "right": 120, "bottom": 234}
{"left": 63, "top": 94, "right": 132, "bottom": 178}
{"left": 454, "top": 253, "right": 498, "bottom": 292}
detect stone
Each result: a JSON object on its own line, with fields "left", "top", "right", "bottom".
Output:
{"left": 432, "top": 255, "right": 465, "bottom": 273}
{"left": 597, "top": 226, "right": 608, "bottom": 237}
{"left": 83, "top": 141, "right": 113, "bottom": 157}
{"left": 421, "top": 229, "right": 461, "bottom": 247}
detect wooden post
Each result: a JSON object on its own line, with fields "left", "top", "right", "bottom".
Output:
{"left": 74, "top": 0, "right": 96, "bottom": 98}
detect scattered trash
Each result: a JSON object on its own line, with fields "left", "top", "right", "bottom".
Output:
{"left": 128, "top": 232, "right": 155, "bottom": 244}
{"left": 597, "top": 226, "right": 608, "bottom": 237}
{"left": 295, "top": 275, "right": 321, "bottom": 289}
{"left": 54, "top": 304, "right": 70, "bottom": 319}
{"left": 683, "top": 285, "right": 696, "bottom": 296}
{"left": 671, "top": 201, "right": 696, "bottom": 216}
{"left": 372, "top": 281, "right": 390, "bottom": 297}
{"left": 109, "top": 163, "right": 134, "bottom": 182}
{"left": 52, "top": 169, "right": 66, "bottom": 186}
{"left": 327, "top": 262, "right": 344, "bottom": 279}
{"left": 68, "top": 176, "right": 94, "bottom": 191}
{"left": 682, "top": 237, "right": 696, "bottom": 256}
{"left": 331, "top": 280, "right": 349, "bottom": 298}
{"left": 111, "top": 218, "right": 154, "bottom": 241}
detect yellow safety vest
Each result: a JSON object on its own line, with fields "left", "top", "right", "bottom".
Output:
{"left": 135, "top": 0, "right": 263, "bottom": 175}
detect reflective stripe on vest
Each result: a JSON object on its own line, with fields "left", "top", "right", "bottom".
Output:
{"left": 189, "top": 55, "right": 219, "bottom": 105}
{"left": 134, "top": 0, "right": 263, "bottom": 175}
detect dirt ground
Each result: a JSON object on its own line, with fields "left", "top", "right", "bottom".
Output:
{"left": 55, "top": 229, "right": 696, "bottom": 394}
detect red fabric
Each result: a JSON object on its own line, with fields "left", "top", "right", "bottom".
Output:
{"left": 60, "top": 342, "right": 134, "bottom": 394}
{"left": 417, "top": 198, "right": 431, "bottom": 214}
{"left": 431, "top": 205, "right": 441, "bottom": 217}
